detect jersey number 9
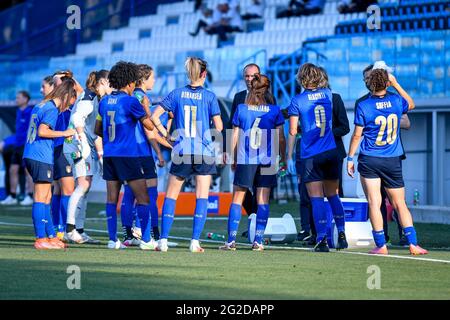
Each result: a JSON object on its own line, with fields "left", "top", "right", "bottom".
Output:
{"left": 375, "top": 114, "right": 398, "bottom": 146}
{"left": 107, "top": 111, "right": 116, "bottom": 142}
{"left": 314, "top": 105, "right": 326, "bottom": 137}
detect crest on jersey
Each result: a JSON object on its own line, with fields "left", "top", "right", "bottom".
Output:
{"left": 66, "top": 165, "right": 72, "bottom": 174}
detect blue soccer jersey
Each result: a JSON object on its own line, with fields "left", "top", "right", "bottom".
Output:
{"left": 288, "top": 88, "right": 336, "bottom": 159}
{"left": 355, "top": 92, "right": 409, "bottom": 157}
{"left": 15, "top": 106, "right": 33, "bottom": 147}
{"left": 232, "top": 104, "right": 285, "bottom": 165}
{"left": 54, "top": 109, "right": 71, "bottom": 147}
{"left": 98, "top": 91, "right": 147, "bottom": 157}
{"left": 133, "top": 88, "right": 152, "bottom": 157}
{"left": 160, "top": 85, "right": 221, "bottom": 157}
{"left": 23, "top": 101, "right": 59, "bottom": 164}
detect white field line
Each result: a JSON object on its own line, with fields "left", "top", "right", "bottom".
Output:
{"left": 1, "top": 221, "right": 450, "bottom": 264}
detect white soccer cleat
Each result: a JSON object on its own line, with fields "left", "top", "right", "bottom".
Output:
{"left": 1, "top": 195, "right": 18, "bottom": 205}
{"left": 20, "top": 195, "right": 33, "bottom": 206}
{"left": 132, "top": 227, "right": 142, "bottom": 239}
{"left": 156, "top": 238, "right": 168, "bottom": 252}
{"left": 189, "top": 239, "right": 205, "bottom": 253}
{"left": 65, "top": 230, "right": 86, "bottom": 244}
{"left": 140, "top": 238, "right": 158, "bottom": 250}
{"left": 123, "top": 237, "right": 141, "bottom": 247}
{"left": 107, "top": 240, "right": 126, "bottom": 250}
{"left": 80, "top": 232, "right": 101, "bottom": 244}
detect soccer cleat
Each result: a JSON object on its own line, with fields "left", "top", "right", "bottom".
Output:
{"left": 336, "top": 231, "right": 348, "bottom": 250}
{"left": 313, "top": 237, "right": 330, "bottom": 252}
{"left": 47, "top": 237, "right": 67, "bottom": 249}
{"left": 156, "top": 238, "right": 168, "bottom": 252}
{"left": 1, "top": 195, "right": 18, "bottom": 205}
{"left": 132, "top": 227, "right": 142, "bottom": 240}
{"left": 307, "top": 236, "right": 317, "bottom": 246}
{"left": 409, "top": 244, "right": 428, "bottom": 255}
{"left": 107, "top": 240, "right": 126, "bottom": 250}
{"left": 189, "top": 240, "right": 205, "bottom": 253}
{"left": 152, "top": 227, "right": 160, "bottom": 241}
{"left": 65, "top": 230, "right": 85, "bottom": 244}
{"left": 80, "top": 232, "right": 101, "bottom": 244}
{"left": 369, "top": 245, "right": 388, "bottom": 255}
{"left": 34, "top": 238, "right": 56, "bottom": 250}
{"left": 297, "top": 230, "right": 311, "bottom": 242}
{"left": 219, "top": 241, "right": 236, "bottom": 251}
{"left": 56, "top": 231, "right": 65, "bottom": 241}
{"left": 252, "top": 241, "right": 264, "bottom": 251}
{"left": 140, "top": 238, "right": 158, "bottom": 251}
{"left": 123, "top": 236, "right": 141, "bottom": 247}
{"left": 19, "top": 195, "right": 33, "bottom": 206}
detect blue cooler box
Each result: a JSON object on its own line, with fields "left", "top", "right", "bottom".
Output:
{"left": 324, "top": 198, "right": 369, "bottom": 248}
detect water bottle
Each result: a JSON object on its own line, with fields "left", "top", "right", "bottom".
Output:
{"left": 207, "top": 232, "right": 225, "bottom": 241}
{"left": 413, "top": 189, "right": 420, "bottom": 206}
{"left": 279, "top": 161, "right": 287, "bottom": 177}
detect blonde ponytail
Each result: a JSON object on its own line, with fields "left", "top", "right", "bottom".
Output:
{"left": 185, "top": 57, "right": 207, "bottom": 83}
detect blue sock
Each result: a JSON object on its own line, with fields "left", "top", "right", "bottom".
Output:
{"left": 310, "top": 197, "right": 328, "bottom": 242}
{"left": 32, "top": 202, "right": 47, "bottom": 239}
{"left": 403, "top": 226, "right": 417, "bottom": 245}
{"left": 372, "top": 230, "right": 386, "bottom": 248}
{"left": 136, "top": 204, "right": 151, "bottom": 242}
{"left": 133, "top": 205, "right": 140, "bottom": 228}
{"left": 148, "top": 187, "right": 159, "bottom": 228}
{"left": 192, "top": 198, "right": 208, "bottom": 240}
{"left": 51, "top": 195, "right": 61, "bottom": 232}
{"left": 44, "top": 204, "right": 56, "bottom": 238}
{"left": 254, "top": 204, "right": 270, "bottom": 244}
{"left": 327, "top": 195, "right": 346, "bottom": 233}
{"left": 161, "top": 198, "right": 176, "bottom": 239}
{"left": 106, "top": 203, "right": 117, "bottom": 242}
{"left": 60, "top": 195, "right": 70, "bottom": 232}
{"left": 121, "top": 185, "right": 135, "bottom": 228}
{"left": 227, "top": 203, "right": 242, "bottom": 243}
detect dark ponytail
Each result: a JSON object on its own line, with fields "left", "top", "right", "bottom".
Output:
{"left": 86, "top": 70, "right": 109, "bottom": 95}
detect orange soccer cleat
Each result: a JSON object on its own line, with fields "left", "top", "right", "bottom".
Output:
{"left": 409, "top": 244, "right": 428, "bottom": 255}
{"left": 47, "top": 237, "right": 67, "bottom": 249}
{"left": 34, "top": 238, "right": 56, "bottom": 250}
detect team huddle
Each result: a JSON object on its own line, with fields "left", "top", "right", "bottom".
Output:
{"left": 22, "top": 57, "right": 428, "bottom": 255}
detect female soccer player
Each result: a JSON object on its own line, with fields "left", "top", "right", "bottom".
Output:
{"left": 40, "top": 76, "right": 54, "bottom": 97}
{"left": 347, "top": 69, "right": 428, "bottom": 255}
{"left": 151, "top": 57, "right": 223, "bottom": 253}
{"left": 95, "top": 61, "right": 157, "bottom": 250}
{"left": 23, "top": 80, "right": 77, "bottom": 249}
{"left": 63, "top": 70, "right": 112, "bottom": 244}
{"left": 288, "top": 63, "right": 348, "bottom": 252}
{"left": 121, "top": 64, "right": 169, "bottom": 246}
{"left": 220, "top": 74, "right": 286, "bottom": 251}
{"left": 51, "top": 71, "right": 83, "bottom": 239}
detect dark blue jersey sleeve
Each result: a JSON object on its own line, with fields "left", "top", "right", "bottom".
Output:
{"left": 209, "top": 94, "right": 221, "bottom": 117}
{"left": 160, "top": 90, "right": 176, "bottom": 112}
{"left": 354, "top": 103, "right": 365, "bottom": 127}
{"left": 232, "top": 104, "right": 241, "bottom": 127}
{"left": 287, "top": 98, "right": 300, "bottom": 116}
{"left": 275, "top": 107, "right": 285, "bottom": 126}
{"left": 400, "top": 96, "right": 409, "bottom": 114}
{"left": 128, "top": 96, "right": 146, "bottom": 120}
{"left": 41, "top": 105, "right": 58, "bottom": 129}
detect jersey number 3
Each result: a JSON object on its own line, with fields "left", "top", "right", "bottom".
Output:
{"left": 107, "top": 111, "right": 116, "bottom": 142}
{"left": 375, "top": 114, "right": 398, "bottom": 146}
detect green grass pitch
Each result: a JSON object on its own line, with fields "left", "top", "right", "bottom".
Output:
{"left": 0, "top": 202, "right": 449, "bottom": 300}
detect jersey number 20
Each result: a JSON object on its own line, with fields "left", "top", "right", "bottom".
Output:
{"left": 375, "top": 114, "right": 398, "bottom": 146}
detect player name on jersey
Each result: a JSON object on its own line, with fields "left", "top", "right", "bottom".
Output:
{"left": 376, "top": 101, "right": 392, "bottom": 109}
{"left": 248, "top": 104, "right": 270, "bottom": 112}
{"left": 307, "top": 92, "right": 326, "bottom": 100}
{"left": 181, "top": 91, "right": 202, "bottom": 100}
